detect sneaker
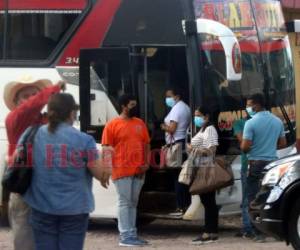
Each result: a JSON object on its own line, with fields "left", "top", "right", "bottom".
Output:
{"left": 235, "top": 230, "right": 255, "bottom": 239}
{"left": 119, "top": 238, "right": 145, "bottom": 247}
{"left": 192, "top": 233, "right": 218, "bottom": 245}
{"left": 168, "top": 208, "right": 184, "bottom": 217}
{"left": 133, "top": 237, "right": 149, "bottom": 245}
{"left": 253, "top": 234, "right": 266, "bottom": 243}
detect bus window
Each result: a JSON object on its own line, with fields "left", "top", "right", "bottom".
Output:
{"left": 6, "top": 12, "right": 79, "bottom": 60}
{"left": 1, "top": 0, "right": 89, "bottom": 61}
{"left": 193, "top": 0, "right": 295, "bottom": 153}
{"left": 92, "top": 57, "right": 134, "bottom": 113}
{"left": 252, "top": 0, "right": 296, "bottom": 143}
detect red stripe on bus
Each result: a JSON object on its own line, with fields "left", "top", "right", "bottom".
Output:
{"left": 201, "top": 40, "right": 286, "bottom": 53}
{"left": 57, "top": 0, "right": 121, "bottom": 66}
{"left": 4, "top": 0, "right": 87, "bottom": 10}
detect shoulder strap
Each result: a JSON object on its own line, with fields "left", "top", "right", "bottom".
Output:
{"left": 25, "top": 125, "right": 41, "bottom": 145}
{"left": 22, "top": 125, "right": 41, "bottom": 164}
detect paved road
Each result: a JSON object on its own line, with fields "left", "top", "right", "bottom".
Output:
{"left": 0, "top": 217, "right": 292, "bottom": 250}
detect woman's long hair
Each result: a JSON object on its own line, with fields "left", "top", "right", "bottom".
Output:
{"left": 47, "top": 93, "right": 79, "bottom": 133}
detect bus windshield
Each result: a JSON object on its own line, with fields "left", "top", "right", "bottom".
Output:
{"left": 193, "top": 0, "right": 295, "bottom": 154}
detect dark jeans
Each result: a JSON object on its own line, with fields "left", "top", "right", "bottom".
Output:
{"left": 30, "top": 209, "right": 89, "bottom": 250}
{"left": 199, "top": 191, "right": 218, "bottom": 234}
{"left": 247, "top": 160, "right": 271, "bottom": 235}
{"left": 247, "top": 160, "right": 270, "bottom": 204}
{"left": 241, "top": 169, "right": 253, "bottom": 233}
{"left": 172, "top": 140, "right": 191, "bottom": 210}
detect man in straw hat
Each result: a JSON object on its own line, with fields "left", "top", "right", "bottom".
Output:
{"left": 4, "top": 74, "right": 65, "bottom": 250}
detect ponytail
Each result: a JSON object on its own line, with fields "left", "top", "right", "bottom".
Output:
{"left": 47, "top": 110, "right": 61, "bottom": 133}
{"left": 47, "top": 93, "right": 79, "bottom": 134}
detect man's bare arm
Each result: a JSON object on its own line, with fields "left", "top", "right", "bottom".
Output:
{"left": 240, "top": 139, "right": 252, "bottom": 153}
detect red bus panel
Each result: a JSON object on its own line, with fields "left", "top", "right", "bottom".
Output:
{"left": 2, "top": 0, "right": 87, "bottom": 10}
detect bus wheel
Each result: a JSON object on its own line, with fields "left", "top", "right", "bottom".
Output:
{"left": 289, "top": 198, "right": 300, "bottom": 249}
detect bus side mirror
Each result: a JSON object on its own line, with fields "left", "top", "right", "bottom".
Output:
{"left": 183, "top": 18, "right": 242, "bottom": 81}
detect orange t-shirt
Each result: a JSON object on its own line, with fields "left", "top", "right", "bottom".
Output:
{"left": 101, "top": 117, "right": 150, "bottom": 180}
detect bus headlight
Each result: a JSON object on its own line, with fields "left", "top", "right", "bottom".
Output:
{"left": 262, "top": 161, "right": 295, "bottom": 187}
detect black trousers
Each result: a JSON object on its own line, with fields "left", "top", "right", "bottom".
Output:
{"left": 172, "top": 139, "right": 191, "bottom": 210}
{"left": 173, "top": 169, "right": 191, "bottom": 209}
{"left": 199, "top": 191, "right": 219, "bottom": 234}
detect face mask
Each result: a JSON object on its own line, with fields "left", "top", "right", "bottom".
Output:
{"left": 246, "top": 107, "right": 256, "bottom": 117}
{"left": 165, "top": 97, "right": 176, "bottom": 108}
{"left": 194, "top": 116, "right": 205, "bottom": 128}
{"left": 128, "top": 106, "right": 138, "bottom": 118}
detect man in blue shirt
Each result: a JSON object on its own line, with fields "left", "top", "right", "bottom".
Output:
{"left": 241, "top": 93, "right": 286, "bottom": 242}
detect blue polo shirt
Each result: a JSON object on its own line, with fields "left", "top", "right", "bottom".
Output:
{"left": 233, "top": 118, "right": 248, "bottom": 172}
{"left": 24, "top": 123, "right": 99, "bottom": 215}
{"left": 243, "top": 111, "right": 285, "bottom": 161}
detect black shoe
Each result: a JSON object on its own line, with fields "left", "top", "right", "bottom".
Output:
{"left": 192, "top": 233, "right": 218, "bottom": 245}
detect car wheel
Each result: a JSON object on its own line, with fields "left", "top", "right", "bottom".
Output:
{"left": 289, "top": 198, "right": 300, "bottom": 249}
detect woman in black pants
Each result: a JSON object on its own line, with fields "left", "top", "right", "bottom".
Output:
{"left": 161, "top": 87, "right": 192, "bottom": 217}
{"left": 187, "top": 107, "right": 219, "bottom": 244}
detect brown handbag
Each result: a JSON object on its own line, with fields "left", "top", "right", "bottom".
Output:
{"left": 189, "top": 156, "right": 234, "bottom": 195}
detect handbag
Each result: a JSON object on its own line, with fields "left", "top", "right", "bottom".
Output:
{"left": 2, "top": 125, "right": 40, "bottom": 195}
{"left": 160, "top": 137, "right": 183, "bottom": 168}
{"left": 178, "top": 149, "right": 197, "bottom": 185}
{"left": 189, "top": 155, "right": 234, "bottom": 195}
{"left": 178, "top": 159, "right": 194, "bottom": 185}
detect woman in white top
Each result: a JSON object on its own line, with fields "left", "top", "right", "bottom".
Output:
{"left": 187, "top": 106, "right": 219, "bottom": 245}
{"left": 161, "top": 87, "right": 191, "bottom": 216}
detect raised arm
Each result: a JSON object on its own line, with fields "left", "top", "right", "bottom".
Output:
{"left": 6, "top": 82, "right": 64, "bottom": 132}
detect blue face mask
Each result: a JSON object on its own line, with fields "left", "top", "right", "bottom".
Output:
{"left": 165, "top": 97, "right": 176, "bottom": 108}
{"left": 194, "top": 116, "right": 205, "bottom": 128}
{"left": 246, "top": 107, "right": 256, "bottom": 117}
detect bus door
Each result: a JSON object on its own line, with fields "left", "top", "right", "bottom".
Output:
{"left": 79, "top": 47, "right": 133, "bottom": 140}
{"left": 131, "top": 46, "right": 190, "bottom": 149}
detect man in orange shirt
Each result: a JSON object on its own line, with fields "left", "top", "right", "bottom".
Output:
{"left": 102, "top": 94, "right": 150, "bottom": 247}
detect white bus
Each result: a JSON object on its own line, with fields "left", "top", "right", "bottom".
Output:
{"left": 0, "top": 0, "right": 296, "bottom": 222}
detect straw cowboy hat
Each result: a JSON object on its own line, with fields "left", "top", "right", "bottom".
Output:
{"left": 4, "top": 74, "right": 52, "bottom": 110}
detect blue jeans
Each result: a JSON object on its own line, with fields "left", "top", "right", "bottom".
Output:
{"left": 241, "top": 169, "right": 253, "bottom": 233}
{"left": 30, "top": 209, "right": 89, "bottom": 250}
{"left": 247, "top": 160, "right": 271, "bottom": 235}
{"left": 114, "top": 176, "right": 144, "bottom": 241}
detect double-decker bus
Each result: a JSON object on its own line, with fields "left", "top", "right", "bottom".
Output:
{"left": 0, "top": 0, "right": 296, "bottom": 221}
